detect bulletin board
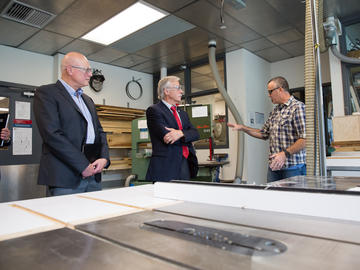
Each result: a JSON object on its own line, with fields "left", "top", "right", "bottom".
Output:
{"left": 0, "top": 81, "right": 42, "bottom": 165}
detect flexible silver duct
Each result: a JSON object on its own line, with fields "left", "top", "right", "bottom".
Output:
{"left": 324, "top": 16, "right": 360, "bottom": 65}
{"left": 330, "top": 45, "right": 360, "bottom": 64}
{"left": 208, "top": 40, "right": 244, "bottom": 181}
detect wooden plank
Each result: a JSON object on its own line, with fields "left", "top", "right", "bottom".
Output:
{"left": 333, "top": 146, "right": 360, "bottom": 152}
{"left": 96, "top": 105, "right": 145, "bottom": 121}
{"left": 332, "top": 141, "right": 360, "bottom": 146}
{"left": 108, "top": 157, "right": 131, "bottom": 162}
{"left": 98, "top": 111, "right": 142, "bottom": 117}
{"left": 106, "top": 164, "right": 132, "bottom": 170}
{"left": 100, "top": 120, "right": 131, "bottom": 128}
{"left": 107, "top": 133, "right": 131, "bottom": 147}
{"left": 327, "top": 156, "right": 360, "bottom": 159}
{"left": 96, "top": 104, "right": 145, "bottom": 114}
{"left": 103, "top": 127, "right": 132, "bottom": 134}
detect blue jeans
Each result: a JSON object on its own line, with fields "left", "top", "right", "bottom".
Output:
{"left": 48, "top": 176, "right": 102, "bottom": 196}
{"left": 267, "top": 164, "right": 306, "bottom": 183}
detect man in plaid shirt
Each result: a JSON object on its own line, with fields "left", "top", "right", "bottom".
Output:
{"left": 228, "top": 76, "right": 306, "bottom": 182}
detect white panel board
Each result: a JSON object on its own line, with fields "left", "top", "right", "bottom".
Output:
{"left": 154, "top": 182, "right": 360, "bottom": 222}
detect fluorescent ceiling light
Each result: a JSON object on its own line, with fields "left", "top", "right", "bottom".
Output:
{"left": 82, "top": 1, "right": 168, "bottom": 45}
{"left": 0, "top": 108, "right": 9, "bottom": 112}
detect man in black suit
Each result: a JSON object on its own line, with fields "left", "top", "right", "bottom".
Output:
{"left": 146, "top": 76, "right": 199, "bottom": 182}
{"left": 34, "top": 52, "right": 110, "bottom": 196}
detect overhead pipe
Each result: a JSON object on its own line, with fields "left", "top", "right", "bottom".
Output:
{"left": 208, "top": 40, "right": 244, "bottom": 182}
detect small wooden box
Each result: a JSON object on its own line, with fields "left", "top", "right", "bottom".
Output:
{"left": 333, "top": 115, "right": 360, "bottom": 142}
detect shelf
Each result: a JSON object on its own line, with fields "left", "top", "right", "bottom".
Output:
{"left": 105, "top": 158, "right": 132, "bottom": 171}
{"left": 105, "top": 165, "right": 132, "bottom": 171}
{"left": 96, "top": 105, "right": 145, "bottom": 173}
{"left": 109, "top": 146, "right": 131, "bottom": 149}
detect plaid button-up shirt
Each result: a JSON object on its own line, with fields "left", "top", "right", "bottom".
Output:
{"left": 261, "top": 96, "right": 306, "bottom": 168}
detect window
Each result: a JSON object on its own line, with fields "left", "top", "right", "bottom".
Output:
{"left": 340, "top": 19, "right": 360, "bottom": 115}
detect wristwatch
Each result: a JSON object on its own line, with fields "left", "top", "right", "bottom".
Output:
{"left": 284, "top": 149, "right": 291, "bottom": 158}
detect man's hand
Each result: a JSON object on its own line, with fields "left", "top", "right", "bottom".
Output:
{"left": 163, "top": 127, "right": 184, "bottom": 144}
{"left": 82, "top": 163, "right": 96, "bottom": 178}
{"left": 227, "top": 123, "right": 244, "bottom": 131}
{"left": 92, "top": 158, "right": 108, "bottom": 174}
{"left": 1, "top": 128, "right": 10, "bottom": 141}
{"left": 269, "top": 152, "right": 286, "bottom": 171}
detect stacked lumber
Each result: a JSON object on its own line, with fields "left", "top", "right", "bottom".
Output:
{"left": 96, "top": 105, "right": 145, "bottom": 121}
{"left": 100, "top": 120, "right": 132, "bottom": 134}
{"left": 95, "top": 105, "right": 145, "bottom": 172}
{"left": 96, "top": 105, "right": 145, "bottom": 147}
{"left": 332, "top": 141, "right": 360, "bottom": 152}
{"left": 106, "top": 133, "right": 132, "bottom": 148}
{"left": 106, "top": 158, "right": 132, "bottom": 171}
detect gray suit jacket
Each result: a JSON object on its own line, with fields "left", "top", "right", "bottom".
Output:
{"left": 34, "top": 80, "right": 109, "bottom": 188}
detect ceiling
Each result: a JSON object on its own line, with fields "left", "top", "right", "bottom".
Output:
{"left": 0, "top": 0, "right": 359, "bottom": 75}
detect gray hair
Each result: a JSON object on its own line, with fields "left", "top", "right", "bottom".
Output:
{"left": 268, "top": 76, "right": 289, "bottom": 92}
{"left": 157, "top": 76, "right": 180, "bottom": 99}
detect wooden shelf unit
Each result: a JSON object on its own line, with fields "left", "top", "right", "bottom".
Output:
{"left": 96, "top": 105, "right": 145, "bottom": 172}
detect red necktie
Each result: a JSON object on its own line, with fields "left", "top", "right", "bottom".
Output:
{"left": 171, "top": 106, "right": 189, "bottom": 159}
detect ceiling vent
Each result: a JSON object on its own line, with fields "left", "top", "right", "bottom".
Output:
{"left": 1, "top": 0, "right": 55, "bottom": 28}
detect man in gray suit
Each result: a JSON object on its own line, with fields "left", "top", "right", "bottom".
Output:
{"left": 34, "top": 52, "right": 110, "bottom": 196}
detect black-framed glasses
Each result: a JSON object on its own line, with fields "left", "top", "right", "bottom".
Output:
{"left": 268, "top": 86, "right": 280, "bottom": 95}
{"left": 71, "top": 65, "right": 92, "bottom": 73}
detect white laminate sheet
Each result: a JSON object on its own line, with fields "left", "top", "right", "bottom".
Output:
{"left": 0, "top": 204, "right": 63, "bottom": 241}
{"left": 82, "top": 185, "right": 181, "bottom": 209}
{"left": 154, "top": 182, "right": 360, "bottom": 222}
{"left": 10, "top": 194, "right": 142, "bottom": 226}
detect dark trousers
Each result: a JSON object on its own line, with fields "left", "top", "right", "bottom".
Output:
{"left": 179, "top": 156, "right": 190, "bottom": 180}
{"left": 47, "top": 176, "right": 102, "bottom": 196}
{"left": 153, "top": 157, "right": 190, "bottom": 183}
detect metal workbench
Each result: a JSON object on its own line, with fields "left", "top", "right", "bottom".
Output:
{"left": 1, "top": 178, "right": 360, "bottom": 269}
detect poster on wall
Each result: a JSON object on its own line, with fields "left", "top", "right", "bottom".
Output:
{"left": 13, "top": 126, "right": 32, "bottom": 155}
{"left": 15, "top": 101, "right": 31, "bottom": 120}
{"left": 13, "top": 100, "right": 33, "bottom": 155}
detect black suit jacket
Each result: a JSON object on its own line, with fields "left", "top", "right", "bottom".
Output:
{"left": 34, "top": 80, "right": 110, "bottom": 188}
{"left": 146, "top": 101, "right": 199, "bottom": 182}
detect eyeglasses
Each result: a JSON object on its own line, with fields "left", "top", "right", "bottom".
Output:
{"left": 268, "top": 86, "right": 280, "bottom": 95}
{"left": 166, "top": 85, "right": 183, "bottom": 91}
{"left": 71, "top": 66, "right": 93, "bottom": 73}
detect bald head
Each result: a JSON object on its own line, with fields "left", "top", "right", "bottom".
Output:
{"left": 61, "top": 52, "right": 88, "bottom": 73}
{"left": 61, "top": 52, "right": 92, "bottom": 90}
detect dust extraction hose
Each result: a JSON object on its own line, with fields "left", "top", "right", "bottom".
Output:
{"left": 208, "top": 40, "right": 244, "bottom": 181}
{"left": 330, "top": 45, "right": 360, "bottom": 65}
